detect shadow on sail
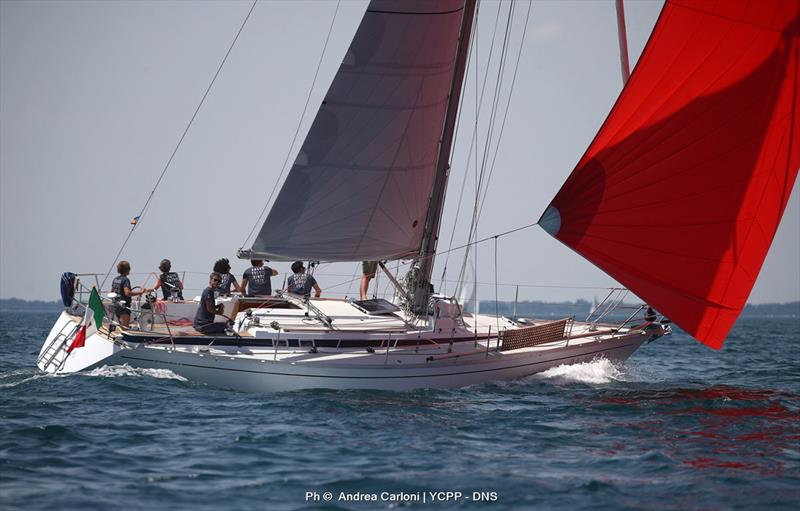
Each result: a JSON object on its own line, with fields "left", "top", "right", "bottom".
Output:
{"left": 543, "top": 1, "right": 800, "bottom": 347}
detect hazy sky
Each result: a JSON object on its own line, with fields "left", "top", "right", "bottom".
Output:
{"left": 1, "top": 0, "right": 798, "bottom": 304}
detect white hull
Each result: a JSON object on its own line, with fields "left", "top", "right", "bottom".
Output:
{"left": 38, "top": 300, "right": 660, "bottom": 392}
{"left": 37, "top": 311, "right": 122, "bottom": 374}
{"left": 109, "top": 334, "right": 647, "bottom": 392}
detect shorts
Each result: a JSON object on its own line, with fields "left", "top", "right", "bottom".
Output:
{"left": 362, "top": 260, "right": 378, "bottom": 276}
{"left": 194, "top": 322, "right": 229, "bottom": 335}
{"left": 113, "top": 303, "right": 131, "bottom": 317}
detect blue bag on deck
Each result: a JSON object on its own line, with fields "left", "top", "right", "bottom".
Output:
{"left": 60, "top": 272, "right": 77, "bottom": 307}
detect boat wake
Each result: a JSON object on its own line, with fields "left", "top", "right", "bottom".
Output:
{"left": 82, "top": 364, "right": 187, "bottom": 381}
{"left": 0, "top": 369, "right": 49, "bottom": 389}
{"left": 537, "top": 357, "right": 625, "bottom": 385}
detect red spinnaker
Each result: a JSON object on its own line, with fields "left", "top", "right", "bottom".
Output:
{"left": 541, "top": 0, "right": 800, "bottom": 348}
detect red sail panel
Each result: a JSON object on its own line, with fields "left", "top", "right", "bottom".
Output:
{"left": 541, "top": 0, "right": 800, "bottom": 348}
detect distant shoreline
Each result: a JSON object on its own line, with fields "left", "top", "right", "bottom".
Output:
{"left": 1, "top": 297, "right": 797, "bottom": 317}
{"left": 0, "top": 298, "right": 65, "bottom": 312}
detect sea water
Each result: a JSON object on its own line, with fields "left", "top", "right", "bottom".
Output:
{"left": 1, "top": 310, "right": 798, "bottom": 510}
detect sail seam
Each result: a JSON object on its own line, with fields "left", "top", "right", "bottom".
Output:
{"left": 321, "top": 98, "right": 448, "bottom": 111}
{"left": 367, "top": 7, "right": 464, "bottom": 17}
{"left": 570, "top": 230, "right": 752, "bottom": 265}
{"left": 579, "top": 249, "right": 739, "bottom": 311}
{"left": 537, "top": 2, "right": 671, "bottom": 225}
{"left": 670, "top": 1, "right": 800, "bottom": 38}
{"left": 598, "top": 7, "right": 744, "bottom": 187}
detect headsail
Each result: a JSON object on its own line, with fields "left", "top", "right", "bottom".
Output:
{"left": 248, "top": 0, "right": 472, "bottom": 262}
{"left": 541, "top": 0, "right": 800, "bottom": 348}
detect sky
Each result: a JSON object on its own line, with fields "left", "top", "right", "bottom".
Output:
{"left": 1, "top": 0, "right": 798, "bottom": 305}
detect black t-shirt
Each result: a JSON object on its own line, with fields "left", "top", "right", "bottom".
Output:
{"left": 111, "top": 275, "right": 131, "bottom": 303}
{"left": 217, "top": 272, "right": 238, "bottom": 295}
{"left": 159, "top": 271, "right": 184, "bottom": 300}
{"left": 243, "top": 266, "right": 273, "bottom": 296}
{"left": 194, "top": 287, "right": 217, "bottom": 327}
{"left": 288, "top": 273, "right": 316, "bottom": 295}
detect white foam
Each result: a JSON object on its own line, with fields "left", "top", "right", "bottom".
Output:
{"left": 83, "top": 364, "right": 187, "bottom": 381}
{"left": 0, "top": 369, "right": 49, "bottom": 388}
{"left": 538, "top": 357, "right": 622, "bottom": 385}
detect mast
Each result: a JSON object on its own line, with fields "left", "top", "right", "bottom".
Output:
{"left": 615, "top": 0, "right": 631, "bottom": 84}
{"left": 413, "top": 0, "right": 477, "bottom": 314}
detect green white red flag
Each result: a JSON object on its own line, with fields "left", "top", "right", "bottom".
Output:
{"left": 67, "top": 288, "right": 105, "bottom": 353}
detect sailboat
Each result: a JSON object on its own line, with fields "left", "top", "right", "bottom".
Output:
{"left": 37, "top": 0, "right": 799, "bottom": 392}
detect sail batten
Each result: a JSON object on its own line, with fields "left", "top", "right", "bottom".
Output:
{"left": 249, "top": 0, "right": 470, "bottom": 262}
{"left": 542, "top": 0, "right": 800, "bottom": 348}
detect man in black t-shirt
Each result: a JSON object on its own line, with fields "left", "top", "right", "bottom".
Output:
{"left": 111, "top": 260, "right": 146, "bottom": 327}
{"left": 151, "top": 258, "right": 184, "bottom": 300}
{"left": 194, "top": 273, "right": 228, "bottom": 335}
{"left": 213, "top": 258, "right": 241, "bottom": 296}
{"left": 287, "top": 261, "right": 321, "bottom": 297}
{"left": 241, "top": 259, "right": 278, "bottom": 297}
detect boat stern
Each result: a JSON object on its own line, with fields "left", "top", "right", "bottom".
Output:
{"left": 37, "top": 311, "right": 121, "bottom": 374}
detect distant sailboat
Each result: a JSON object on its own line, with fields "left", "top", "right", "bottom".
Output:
{"left": 38, "top": 0, "right": 798, "bottom": 391}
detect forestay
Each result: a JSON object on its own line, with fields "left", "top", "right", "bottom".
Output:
{"left": 541, "top": 0, "right": 800, "bottom": 348}
{"left": 249, "top": 0, "right": 469, "bottom": 262}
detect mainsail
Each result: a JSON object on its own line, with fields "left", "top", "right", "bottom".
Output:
{"left": 248, "top": 0, "right": 473, "bottom": 262}
{"left": 541, "top": 0, "right": 800, "bottom": 348}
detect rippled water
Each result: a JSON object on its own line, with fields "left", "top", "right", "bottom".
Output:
{"left": 2, "top": 310, "right": 798, "bottom": 510}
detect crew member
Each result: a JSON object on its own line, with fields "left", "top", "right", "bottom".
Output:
{"left": 213, "top": 258, "right": 241, "bottom": 296}
{"left": 241, "top": 259, "right": 278, "bottom": 297}
{"left": 360, "top": 260, "right": 378, "bottom": 300}
{"left": 287, "top": 261, "right": 321, "bottom": 298}
{"left": 111, "top": 260, "right": 146, "bottom": 328}
{"left": 150, "top": 258, "right": 184, "bottom": 300}
{"left": 193, "top": 273, "right": 228, "bottom": 335}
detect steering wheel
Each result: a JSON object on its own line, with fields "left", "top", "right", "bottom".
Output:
{"left": 129, "top": 286, "right": 144, "bottom": 306}
{"left": 143, "top": 288, "right": 158, "bottom": 305}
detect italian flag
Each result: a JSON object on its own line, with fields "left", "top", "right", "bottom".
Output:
{"left": 68, "top": 288, "right": 105, "bottom": 353}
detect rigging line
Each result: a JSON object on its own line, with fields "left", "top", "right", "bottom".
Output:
{"left": 437, "top": 220, "right": 539, "bottom": 260}
{"left": 455, "top": 0, "right": 515, "bottom": 292}
{"left": 477, "top": 0, "right": 515, "bottom": 201}
{"left": 440, "top": 280, "right": 623, "bottom": 291}
{"left": 471, "top": 7, "right": 480, "bottom": 307}
{"left": 440, "top": 0, "right": 504, "bottom": 293}
{"left": 393, "top": 218, "right": 539, "bottom": 277}
{"left": 446, "top": 0, "right": 481, "bottom": 171}
{"left": 472, "top": 43, "right": 479, "bottom": 309}
{"left": 494, "top": 235, "right": 500, "bottom": 334}
{"left": 434, "top": 1, "right": 481, "bottom": 249}
{"left": 476, "top": 0, "right": 532, "bottom": 221}
{"left": 346, "top": 264, "right": 359, "bottom": 298}
{"left": 241, "top": 0, "right": 342, "bottom": 249}
{"left": 441, "top": 0, "right": 504, "bottom": 293}
{"left": 461, "top": 1, "right": 528, "bottom": 296}
{"left": 101, "top": 0, "right": 259, "bottom": 290}
{"left": 472, "top": 0, "right": 514, "bottom": 226}
{"left": 458, "top": 0, "right": 514, "bottom": 293}
{"left": 300, "top": 225, "right": 541, "bottom": 294}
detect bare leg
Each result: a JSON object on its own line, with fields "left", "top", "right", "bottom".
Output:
{"left": 360, "top": 274, "right": 374, "bottom": 300}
